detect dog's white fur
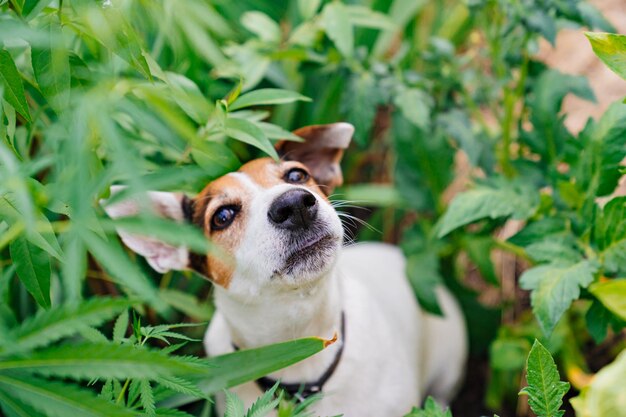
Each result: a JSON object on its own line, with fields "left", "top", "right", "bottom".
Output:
{"left": 103, "top": 123, "right": 467, "bottom": 417}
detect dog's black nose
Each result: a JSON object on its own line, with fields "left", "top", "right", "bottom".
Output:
{"left": 268, "top": 189, "right": 318, "bottom": 230}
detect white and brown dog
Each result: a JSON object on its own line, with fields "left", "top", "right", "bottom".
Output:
{"left": 103, "top": 123, "right": 467, "bottom": 417}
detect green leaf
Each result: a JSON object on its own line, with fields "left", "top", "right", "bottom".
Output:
{"left": 224, "top": 390, "right": 245, "bottom": 417}
{"left": 32, "top": 23, "right": 70, "bottom": 113}
{"left": 0, "top": 343, "right": 207, "bottom": 379}
{"left": 229, "top": 89, "right": 311, "bottom": 111}
{"left": 140, "top": 379, "right": 156, "bottom": 417}
{"left": 345, "top": 5, "right": 396, "bottom": 30}
{"left": 80, "top": 230, "right": 162, "bottom": 309}
{"left": 191, "top": 141, "right": 241, "bottom": 179}
{"left": 341, "top": 184, "right": 403, "bottom": 207}
{"left": 224, "top": 117, "right": 278, "bottom": 160}
{"left": 437, "top": 179, "right": 539, "bottom": 237}
{"left": 403, "top": 396, "right": 452, "bottom": 417}
{"left": 0, "top": 49, "right": 31, "bottom": 122}
{"left": 394, "top": 88, "right": 433, "bottom": 131}
{"left": 406, "top": 252, "right": 443, "bottom": 315}
{"left": 465, "top": 236, "right": 499, "bottom": 286}
{"left": 321, "top": 2, "right": 353, "bottom": 57}
{"left": 589, "top": 279, "right": 626, "bottom": 322}
{"left": 241, "top": 12, "right": 281, "bottom": 43}
{"left": 112, "top": 310, "right": 129, "bottom": 342}
{"left": 158, "top": 337, "right": 330, "bottom": 408}
{"left": 519, "top": 261, "right": 597, "bottom": 335}
{"left": 9, "top": 236, "right": 51, "bottom": 309}
{"left": 594, "top": 197, "right": 626, "bottom": 274}
{"left": 0, "top": 373, "right": 137, "bottom": 417}
{"left": 586, "top": 32, "right": 626, "bottom": 80}
{"left": 0, "top": 388, "right": 47, "bottom": 417}
{"left": 159, "top": 289, "right": 214, "bottom": 321}
{"left": 520, "top": 340, "right": 570, "bottom": 417}
{"left": 571, "top": 349, "right": 626, "bottom": 417}
{"left": 6, "top": 297, "right": 132, "bottom": 353}
{"left": 245, "top": 383, "right": 280, "bottom": 417}
{"left": 490, "top": 338, "right": 531, "bottom": 372}
{"left": 525, "top": 10, "right": 557, "bottom": 45}
{"left": 298, "top": 0, "right": 322, "bottom": 20}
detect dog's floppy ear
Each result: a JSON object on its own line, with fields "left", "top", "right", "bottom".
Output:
{"left": 101, "top": 186, "right": 189, "bottom": 273}
{"left": 276, "top": 122, "right": 354, "bottom": 195}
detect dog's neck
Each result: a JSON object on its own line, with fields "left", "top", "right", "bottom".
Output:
{"left": 213, "top": 268, "right": 344, "bottom": 382}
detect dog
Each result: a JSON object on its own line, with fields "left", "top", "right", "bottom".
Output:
{"left": 103, "top": 122, "right": 467, "bottom": 417}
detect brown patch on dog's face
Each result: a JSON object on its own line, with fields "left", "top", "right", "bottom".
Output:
{"left": 191, "top": 159, "right": 327, "bottom": 287}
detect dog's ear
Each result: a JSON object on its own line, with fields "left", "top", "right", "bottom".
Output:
{"left": 276, "top": 122, "right": 354, "bottom": 195}
{"left": 101, "top": 186, "right": 189, "bottom": 273}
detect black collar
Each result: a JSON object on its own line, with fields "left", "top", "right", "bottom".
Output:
{"left": 234, "top": 312, "right": 346, "bottom": 402}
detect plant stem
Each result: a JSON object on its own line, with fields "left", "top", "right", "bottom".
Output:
{"left": 116, "top": 378, "right": 131, "bottom": 404}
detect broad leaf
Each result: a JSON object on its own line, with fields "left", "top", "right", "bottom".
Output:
{"left": 0, "top": 49, "right": 31, "bottom": 122}
{"left": 4, "top": 297, "right": 132, "bottom": 353}
{"left": 586, "top": 32, "right": 626, "bottom": 80}
{"left": 241, "top": 12, "right": 281, "bottom": 43}
{"left": 9, "top": 237, "right": 51, "bottom": 309}
{"left": 394, "top": 88, "right": 433, "bottom": 131}
{"left": 519, "top": 261, "right": 597, "bottom": 335}
{"left": 589, "top": 280, "right": 626, "bottom": 322}
{"left": 224, "top": 117, "right": 278, "bottom": 160}
{"left": 520, "top": 340, "right": 570, "bottom": 417}
{"left": 321, "top": 2, "right": 353, "bottom": 57}
{"left": 437, "top": 179, "right": 539, "bottom": 237}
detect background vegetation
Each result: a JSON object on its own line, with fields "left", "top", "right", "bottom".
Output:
{"left": 1, "top": 0, "right": 626, "bottom": 416}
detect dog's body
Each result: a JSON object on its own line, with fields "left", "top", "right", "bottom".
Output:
{"left": 104, "top": 123, "right": 467, "bottom": 417}
{"left": 206, "top": 243, "right": 466, "bottom": 416}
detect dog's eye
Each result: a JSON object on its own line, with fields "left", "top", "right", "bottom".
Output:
{"left": 211, "top": 206, "right": 239, "bottom": 230}
{"left": 284, "top": 168, "right": 310, "bottom": 184}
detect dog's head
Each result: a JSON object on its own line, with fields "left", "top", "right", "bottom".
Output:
{"left": 103, "top": 123, "right": 353, "bottom": 298}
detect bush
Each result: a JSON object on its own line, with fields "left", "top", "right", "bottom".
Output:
{"left": 1, "top": 0, "right": 626, "bottom": 416}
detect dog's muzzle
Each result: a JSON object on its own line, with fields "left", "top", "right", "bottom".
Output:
{"left": 268, "top": 189, "right": 318, "bottom": 230}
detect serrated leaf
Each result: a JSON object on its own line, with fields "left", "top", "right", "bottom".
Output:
{"left": 0, "top": 49, "right": 31, "bottom": 122}
{"left": 113, "top": 310, "right": 129, "bottom": 342}
{"left": 403, "top": 396, "right": 452, "bottom": 417}
{"left": 0, "top": 373, "right": 136, "bottom": 417}
{"left": 9, "top": 236, "right": 51, "bottom": 309}
{"left": 245, "top": 383, "right": 280, "bottom": 417}
{"left": 437, "top": 180, "right": 539, "bottom": 237}
{"left": 229, "top": 89, "right": 311, "bottom": 111}
{"left": 321, "top": 2, "right": 353, "bottom": 57}
{"left": 224, "top": 117, "right": 278, "bottom": 160}
{"left": 156, "top": 376, "right": 207, "bottom": 400}
{"left": 520, "top": 261, "right": 597, "bottom": 335}
{"left": 586, "top": 32, "right": 626, "bottom": 80}
{"left": 0, "top": 387, "right": 47, "bottom": 417}
{"left": 224, "top": 390, "right": 245, "bottom": 417}
{"left": 6, "top": 297, "right": 131, "bottom": 353}
{"left": 520, "top": 340, "right": 570, "bottom": 417}
{"left": 140, "top": 379, "right": 156, "bottom": 417}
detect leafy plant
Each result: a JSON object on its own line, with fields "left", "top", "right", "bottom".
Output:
{"left": 519, "top": 340, "right": 570, "bottom": 417}
{"left": 2, "top": 0, "right": 626, "bottom": 416}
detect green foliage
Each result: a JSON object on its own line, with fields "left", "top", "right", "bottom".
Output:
{"left": 586, "top": 32, "right": 626, "bottom": 80}
{"left": 2, "top": 0, "right": 626, "bottom": 415}
{"left": 520, "top": 340, "right": 570, "bottom": 417}
{"left": 404, "top": 397, "right": 452, "bottom": 417}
